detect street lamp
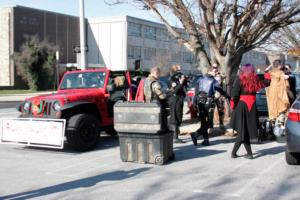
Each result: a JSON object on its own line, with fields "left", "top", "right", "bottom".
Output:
{"left": 79, "top": 0, "right": 87, "bottom": 70}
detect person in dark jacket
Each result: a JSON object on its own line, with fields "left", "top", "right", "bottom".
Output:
{"left": 167, "top": 64, "right": 186, "bottom": 143}
{"left": 230, "top": 64, "right": 265, "bottom": 159}
{"left": 283, "top": 64, "right": 296, "bottom": 104}
{"left": 191, "top": 67, "right": 229, "bottom": 146}
{"left": 108, "top": 76, "right": 126, "bottom": 117}
{"left": 212, "top": 63, "right": 227, "bottom": 130}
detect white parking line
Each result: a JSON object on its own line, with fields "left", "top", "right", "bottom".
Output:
{"left": 234, "top": 157, "right": 284, "bottom": 196}
{"left": 193, "top": 190, "right": 240, "bottom": 197}
{"left": 193, "top": 160, "right": 249, "bottom": 196}
{"left": 192, "top": 142, "right": 284, "bottom": 197}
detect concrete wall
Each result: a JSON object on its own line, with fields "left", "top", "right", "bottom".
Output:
{"left": 88, "top": 17, "right": 127, "bottom": 71}
{"left": 0, "top": 7, "right": 13, "bottom": 86}
{"left": 87, "top": 16, "right": 196, "bottom": 73}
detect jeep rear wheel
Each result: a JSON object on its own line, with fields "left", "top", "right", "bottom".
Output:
{"left": 66, "top": 114, "right": 100, "bottom": 151}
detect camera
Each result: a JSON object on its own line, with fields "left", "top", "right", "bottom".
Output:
{"left": 172, "top": 71, "right": 189, "bottom": 88}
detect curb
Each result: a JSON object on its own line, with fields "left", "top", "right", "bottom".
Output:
{"left": 0, "top": 92, "right": 54, "bottom": 102}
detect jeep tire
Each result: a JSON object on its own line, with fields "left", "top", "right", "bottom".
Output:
{"left": 66, "top": 114, "right": 100, "bottom": 151}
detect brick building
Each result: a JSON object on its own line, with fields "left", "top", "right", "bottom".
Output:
{"left": 0, "top": 5, "right": 80, "bottom": 88}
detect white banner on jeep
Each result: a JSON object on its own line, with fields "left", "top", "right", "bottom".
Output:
{"left": 0, "top": 118, "right": 66, "bottom": 149}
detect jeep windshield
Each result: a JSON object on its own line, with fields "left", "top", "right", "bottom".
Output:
{"left": 60, "top": 72, "right": 106, "bottom": 89}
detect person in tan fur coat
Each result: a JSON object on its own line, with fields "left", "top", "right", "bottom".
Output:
{"left": 265, "top": 60, "right": 290, "bottom": 121}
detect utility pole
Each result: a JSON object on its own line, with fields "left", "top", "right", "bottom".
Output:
{"left": 55, "top": 50, "right": 60, "bottom": 89}
{"left": 79, "top": 0, "right": 87, "bottom": 70}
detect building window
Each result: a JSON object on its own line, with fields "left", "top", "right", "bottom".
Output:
{"left": 128, "top": 45, "right": 141, "bottom": 59}
{"left": 144, "top": 25, "right": 156, "bottom": 40}
{"left": 156, "top": 28, "right": 169, "bottom": 41}
{"left": 183, "top": 52, "right": 192, "bottom": 63}
{"left": 128, "top": 22, "right": 141, "bottom": 37}
{"left": 159, "top": 49, "right": 168, "bottom": 56}
{"left": 144, "top": 47, "right": 156, "bottom": 60}
{"left": 171, "top": 51, "right": 181, "bottom": 62}
{"left": 169, "top": 34, "right": 177, "bottom": 42}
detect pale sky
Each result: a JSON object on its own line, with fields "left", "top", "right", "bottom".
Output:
{"left": 0, "top": 0, "right": 161, "bottom": 22}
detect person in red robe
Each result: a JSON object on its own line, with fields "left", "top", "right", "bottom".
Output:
{"left": 230, "top": 64, "right": 265, "bottom": 159}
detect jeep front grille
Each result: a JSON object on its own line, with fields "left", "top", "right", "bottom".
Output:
{"left": 44, "top": 101, "right": 52, "bottom": 115}
{"left": 29, "top": 100, "right": 56, "bottom": 117}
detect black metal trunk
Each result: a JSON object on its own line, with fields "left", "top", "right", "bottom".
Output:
{"left": 114, "top": 102, "right": 168, "bottom": 134}
{"left": 118, "top": 132, "right": 174, "bottom": 165}
{"left": 114, "top": 102, "right": 174, "bottom": 165}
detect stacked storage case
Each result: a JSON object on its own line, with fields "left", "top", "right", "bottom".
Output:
{"left": 114, "top": 102, "right": 174, "bottom": 165}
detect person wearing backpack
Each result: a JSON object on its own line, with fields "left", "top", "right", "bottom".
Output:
{"left": 190, "top": 66, "right": 229, "bottom": 146}
{"left": 142, "top": 67, "right": 169, "bottom": 132}
{"left": 143, "top": 67, "right": 166, "bottom": 102}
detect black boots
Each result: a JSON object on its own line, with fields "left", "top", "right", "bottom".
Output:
{"left": 231, "top": 141, "right": 254, "bottom": 159}
{"left": 191, "top": 132, "right": 198, "bottom": 146}
{"left": 244, "top": 154, "right": 254, "bottom": 159}
{"left": 231, "top": 153, "right": 238, "bottom": 159}
{"left": 172, "top": 125, "right": 184, "bottom": 143}
{"left": 190, "top": 132, "right": 210, "bottom": 146}
{"left": 201, "top": 139, "right": 210, "bottom": 146}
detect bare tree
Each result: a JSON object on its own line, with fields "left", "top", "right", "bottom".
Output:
{"left": 106, "top": 0, "right": 300, "bottom": 89}
{"left": 266, "top": 24, "right": 300, "bottom": 53}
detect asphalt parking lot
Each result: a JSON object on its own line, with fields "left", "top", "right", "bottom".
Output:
{"left": 1, "top": 103, "right": 300, "bottom": 200}
{"left": 0, "top": 132, "right": 299, "bottom": 200}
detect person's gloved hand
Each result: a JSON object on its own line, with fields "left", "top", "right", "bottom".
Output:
{"left": 264, "top": 73, "right": 271, "bottom": 80}
{"left": 282, "top": 74, "right": 289, "bottom": 80}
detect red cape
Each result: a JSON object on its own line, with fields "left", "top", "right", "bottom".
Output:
{"left": 135, "top": 79, "right": 145, "bottom": 102}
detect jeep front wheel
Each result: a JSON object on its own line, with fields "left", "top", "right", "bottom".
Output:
{"left": 66, "top": 114, "right": 100, "bottom": 151}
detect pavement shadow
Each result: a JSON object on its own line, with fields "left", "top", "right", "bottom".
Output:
{"left": 180, "top": 134, "right": 236, "bottom": 145}
{"left": 1, "top": 167, "right": 150, "bottom": 200}
{"left": 254, "top": 145, "right": 286, "bottom": 159}
{"left": 17, "top": 134, "right": 119, "bottom": 154}
{"left": 171, "top": 145, "right": 226, "bottom": 162}
{"left": 210, "top": 137, "right": 236, "bottom": 145}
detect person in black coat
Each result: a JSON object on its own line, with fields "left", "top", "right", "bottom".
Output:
{"left": 108, "top": 76, "right": 126, "bottom": 117}
{"left": 230, "top": 64, "right": 265, "bottom": 159}
{"left": 283, "top": 64, "right": 296, "bottom": 104}
{"left": 167, "top": 65, "right": 186, "bottom": 143}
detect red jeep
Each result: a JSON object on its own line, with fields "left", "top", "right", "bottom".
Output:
{"left": 18, "top": 68, "right": 143, "bottom": 151}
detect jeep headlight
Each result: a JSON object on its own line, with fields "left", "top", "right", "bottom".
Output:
{"left": 53, "top": 101, "right": 61, "bottom": 111}
{"left": 23, "top": 102, "right": 30, "bottom": 111}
